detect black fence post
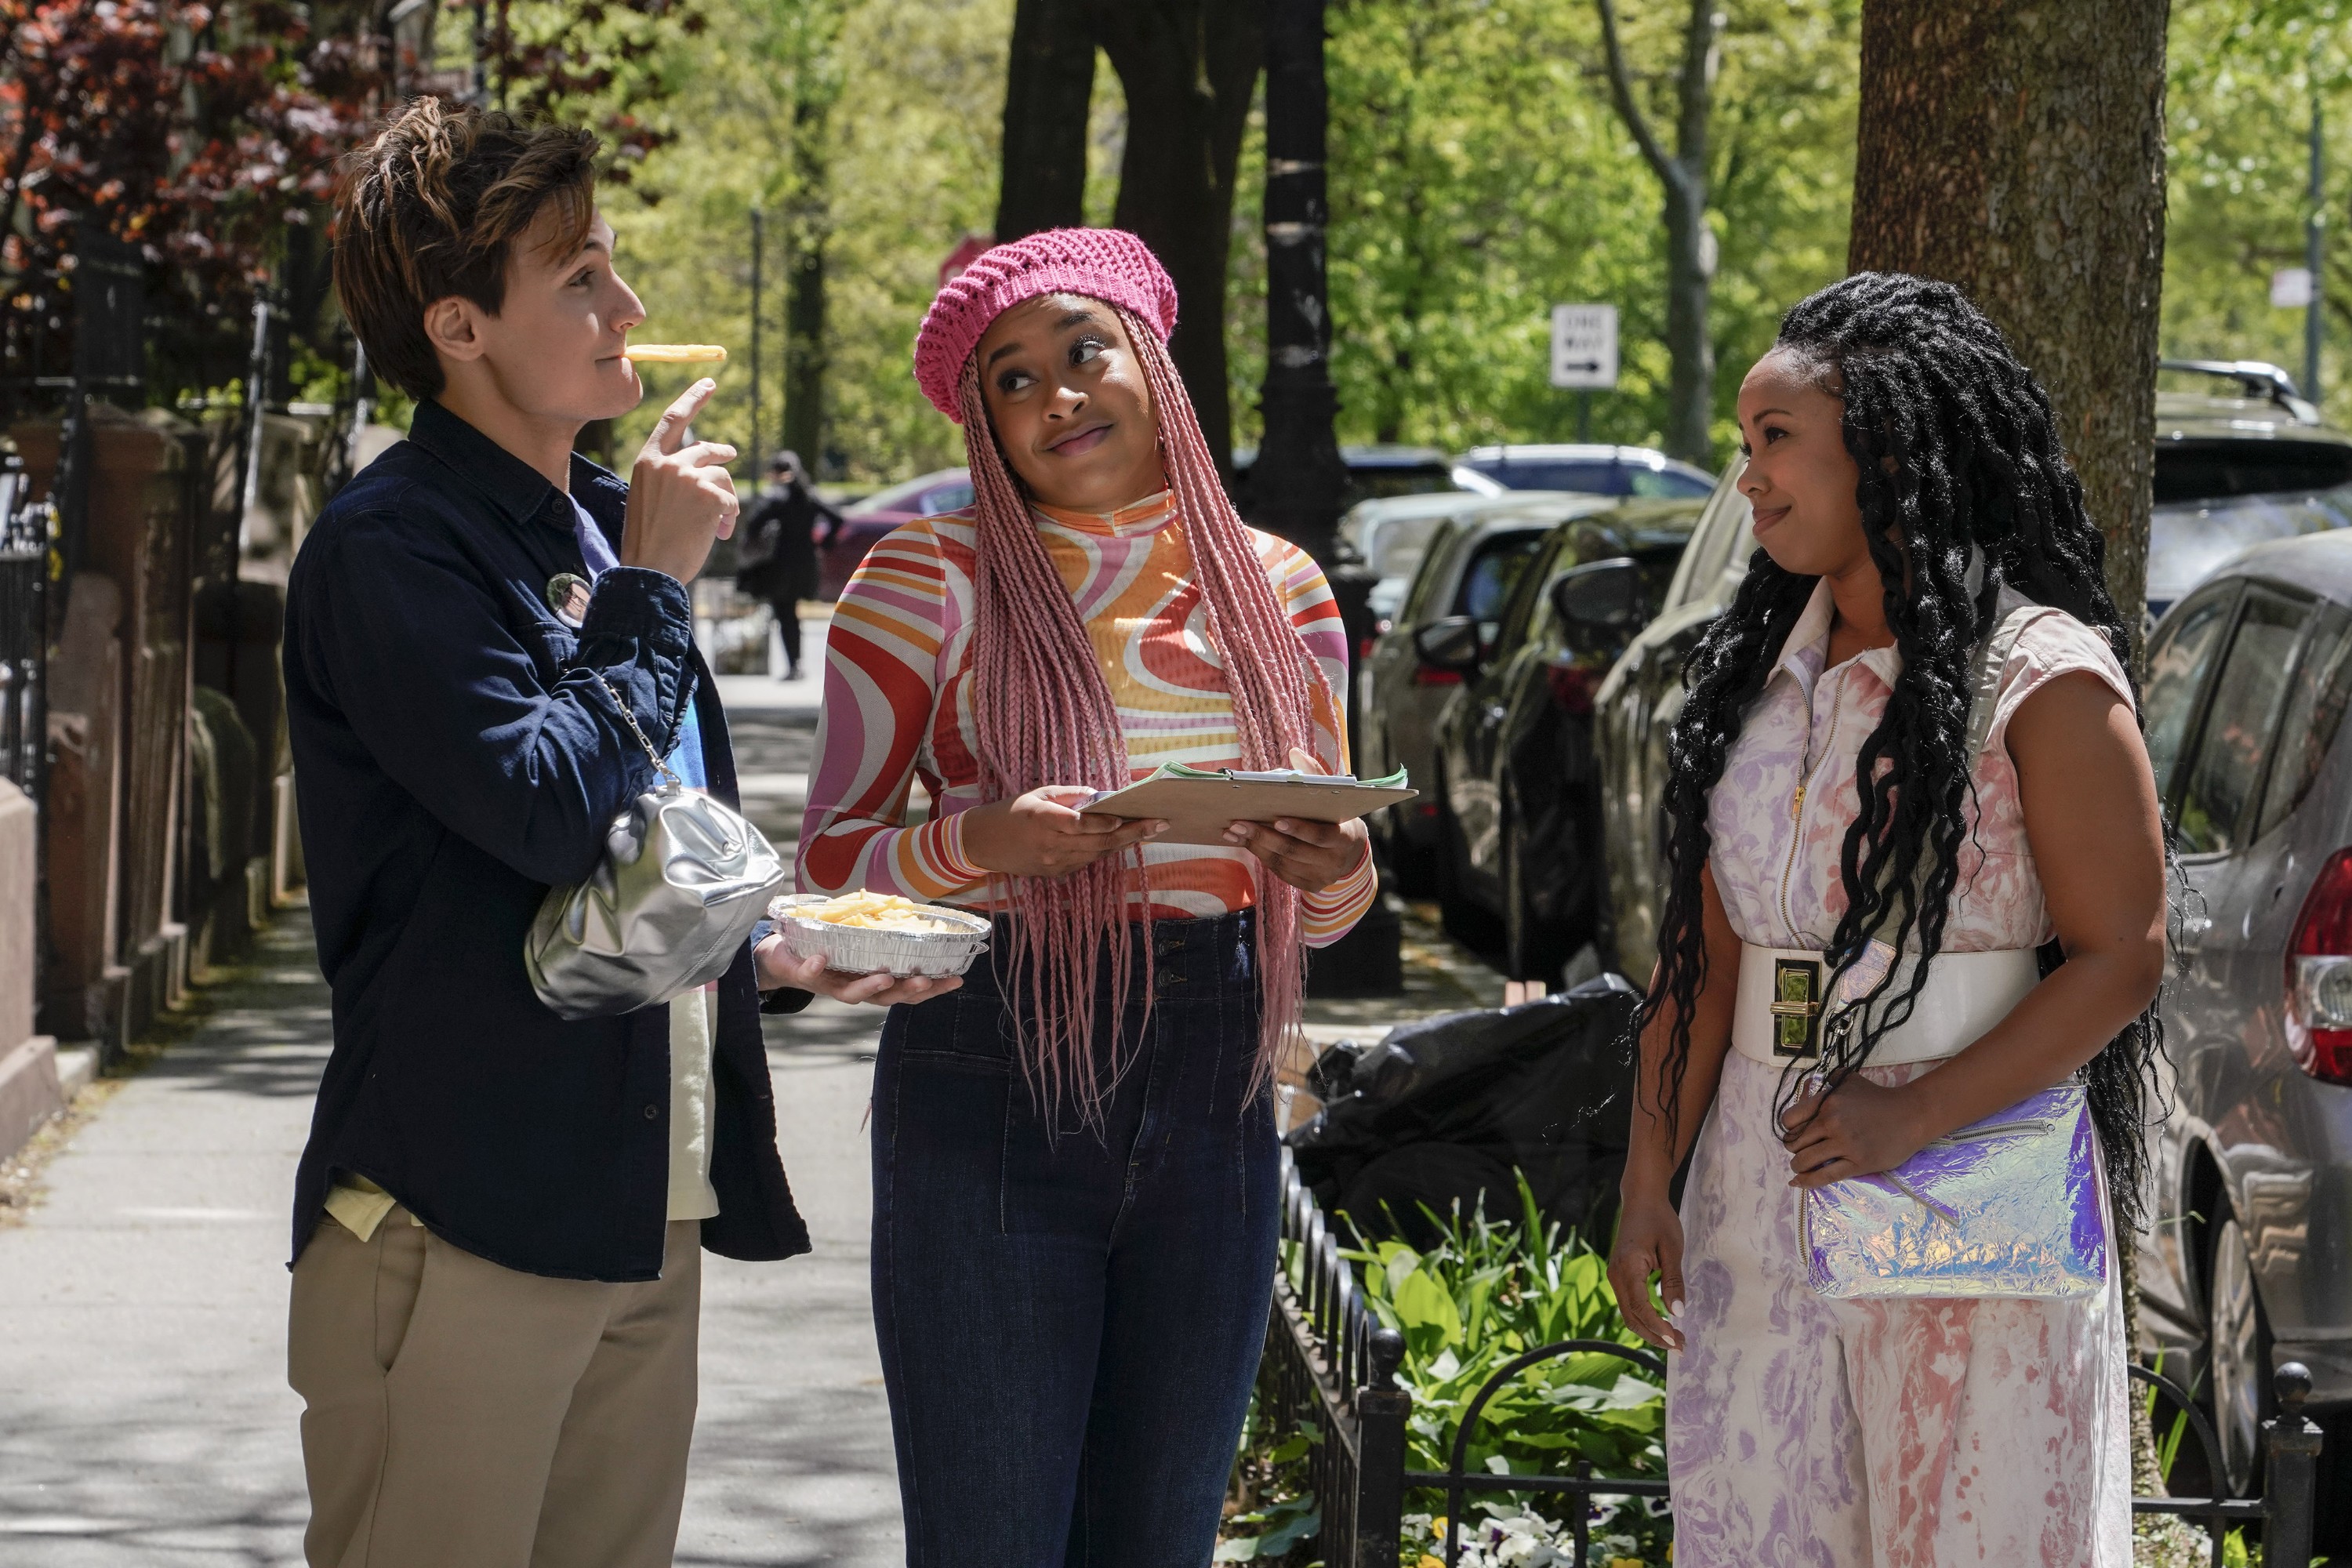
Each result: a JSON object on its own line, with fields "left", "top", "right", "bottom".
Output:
{"left": 2264, "top": 1363, "right": 2324, "bottom": 1568}
{"left": 1351, "top": 1327, "right": 1409, "bottom": 1568}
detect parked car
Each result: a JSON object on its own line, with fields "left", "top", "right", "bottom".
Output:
{"left": 1358, "top": 496, "right": 1616, "bottom": 892}
{"left": 1454, "top": 443, "right": 1716, "bottom": 501}
{"left": 815, "top": 467, "right": 973, "bottom": 599}
{"left": 2129, "top": 534, "right": 2352, "bottom": 1512}
{"left": 2150, "top": 361, "right": 2352, "bottom": 618}
{"left": 1421, "top": 498, "right": 1703, "bottom": 976}
{"left": 1336, "top": 490, "right": 1566, "bottom": 630}
{"left": 1230, "top": 443, "right": 1477, "bottom": 513}
{"left": 1590, "top": 459, "right": 1759, "bottom": 980}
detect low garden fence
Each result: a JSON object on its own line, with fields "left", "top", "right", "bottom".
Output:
{"left": 1255, "top": 1155, "right": 2329, "bottom": 1568}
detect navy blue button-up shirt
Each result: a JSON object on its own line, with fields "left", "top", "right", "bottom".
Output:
{"left": 282, "top": 399, "right": 810, "bottom": 1282}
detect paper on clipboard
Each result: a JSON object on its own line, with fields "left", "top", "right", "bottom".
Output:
{"left": 1082, "top": 764, "right": 1417, "bottom": 847}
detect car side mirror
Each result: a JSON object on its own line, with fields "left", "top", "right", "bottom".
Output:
{"left": 1550, "top": 557, "right": 1646, "bottom": 652}
{"left": 1413, "top": 615, "right": 1483, "bottom": 673}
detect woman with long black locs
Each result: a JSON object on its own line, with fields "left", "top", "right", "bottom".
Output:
{"left": 1606, "top": 274, "right": 2168, "bottom": 1563}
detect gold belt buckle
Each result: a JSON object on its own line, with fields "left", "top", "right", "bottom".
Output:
{"left": 1769, "top": 958, "right": 1823, "bottom": 1058}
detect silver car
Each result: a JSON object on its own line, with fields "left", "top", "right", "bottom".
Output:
{"left": 2134, "top": 531, "right": 2352, "bottom": 1510}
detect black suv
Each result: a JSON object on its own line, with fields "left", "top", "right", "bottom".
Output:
{"left": 1418, "top": 499, "right": 1702, "bottom": 980}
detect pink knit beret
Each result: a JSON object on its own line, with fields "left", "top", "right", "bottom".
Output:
{"left": 913, "top": 227, "right": 1181, "bottom": 422}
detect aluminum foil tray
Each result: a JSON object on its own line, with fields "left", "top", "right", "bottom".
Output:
{"left": 768, "top": 895, "right": 993, "bottom": 978}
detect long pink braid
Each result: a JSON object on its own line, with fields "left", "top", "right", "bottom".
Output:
{"left": 956, "top": 303, "right": 1331, "bottom": 1121}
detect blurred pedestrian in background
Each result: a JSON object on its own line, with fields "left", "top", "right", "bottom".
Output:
{"left": 734, "top": 449, "right": 838, "bottom": 680}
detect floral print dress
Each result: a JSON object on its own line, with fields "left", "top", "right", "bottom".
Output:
{"left": 1666, "top": 581, "right": 2137, "bottom": 1567}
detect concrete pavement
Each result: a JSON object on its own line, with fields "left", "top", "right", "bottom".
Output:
{"left": 0, "top": 906, "right": 908, "bottom": 1567}
{"left": 0, "top": 643, "right": 904, "bottom": 1566}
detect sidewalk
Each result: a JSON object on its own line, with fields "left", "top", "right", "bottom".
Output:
{"left": 0, "top": 929, "right": 906, "bottom": 1561}
{"left": 0, "top": 657, "right": 1488, "bottom": 1565}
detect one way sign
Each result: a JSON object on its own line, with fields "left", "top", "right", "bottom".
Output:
{"left": 1550, "top": 304, "right": 1618, "bottom": 390}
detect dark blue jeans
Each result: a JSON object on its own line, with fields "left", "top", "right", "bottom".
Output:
{"left": 870, "top": 910, "right": 1280, "bottom": 1567}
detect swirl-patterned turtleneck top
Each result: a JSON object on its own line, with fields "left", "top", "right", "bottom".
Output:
{"left": 799, "top": 488, "right": 1377, "bottom": 943}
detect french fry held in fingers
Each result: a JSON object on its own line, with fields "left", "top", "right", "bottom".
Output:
{"left": 622, "top": 343, "right": 729, "bottom": 365}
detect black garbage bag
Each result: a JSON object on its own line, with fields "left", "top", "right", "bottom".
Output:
{"left": 1287, "top": 973, "right": 1639, "bottom": 1249}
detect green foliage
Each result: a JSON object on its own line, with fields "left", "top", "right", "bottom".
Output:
{"left": 460, "top": 0, "right": 706, "bottom": 177}
{"left": 1221, "top": 1175, "right": 1669, "bottom": 1565}
{"left": 2165, "top": 0, "right": 2352, "bottom": 423}
{"left": 605, "top": 0, "right": 1009, "bottom": 480}
{"left": 1343, "top": 1179, "right": 1665, "bottom": 1494}
{"left": 1258, "top": 0, "right": 1859, "bottom": 462}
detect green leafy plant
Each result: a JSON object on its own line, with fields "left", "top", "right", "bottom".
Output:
{"left": 1224, "top": 1173, "right": 1671, "bottom": 1566}
{"left": 1347, "top": 1177, "right": 1665, "bottom": 1486}
{"left": 1219, "top": 1404, "right": 1321, "bottom": 1563}
{"left": 1358, "top": 1176, "right": 1671, "bottom": 1565}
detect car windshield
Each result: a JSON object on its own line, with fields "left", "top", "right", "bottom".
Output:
{"left": 844, "top": 472, "right": 964, "bottom": 516}
{"left": 2148, "top": 489, "right": 2352, "bottom": 604}
{"left": 1462, "top": 459, "right": 1711, "bottom": 499}
{"left": 1457, "top": 533, "right": 1546, "bottom": 621}
{"left": 1348, "top": 466, "right": 1459, "bottom": 502}
{"left": 2154, "top": 439, "right": 2352, "bottom": 503}
{"left": 1364, "top": 515, "right": 1450, "bottom": 579}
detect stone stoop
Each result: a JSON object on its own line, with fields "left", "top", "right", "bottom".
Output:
{"left": 0, "top": 1036, "right": 64, "bottom": 1164}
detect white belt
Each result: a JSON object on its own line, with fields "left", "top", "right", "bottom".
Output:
{"left": 1731, "top": 943, "right": 2042, "bottom": 1066}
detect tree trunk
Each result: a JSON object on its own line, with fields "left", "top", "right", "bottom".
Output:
{"left": 1847, "top": 0, "right": 2171, "bottom": 633}
{"left": 1849, "top": 9, "right": 2190, "bottom": 1559}
{"left": 1254, "top": 0, "right": 1348, "bottom": 563}
{"left": 1094, "top": 0, "right": 1265, "bottom": 477}
{"left": 995, "top": 0, "right": 1095, "bottom": 241}
{"left": 1597, "top": 0, "right": 1719, "bottom": 466}
{"left": 782, "top": 90, "right": 831, "bottom": 474}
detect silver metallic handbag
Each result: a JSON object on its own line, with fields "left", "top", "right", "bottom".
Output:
{"left": 524, "top": 675, "right": 790, "bottom": 1019}
{"left": 1798, "top": 1082, "right": 2106, "bottom": 1300}
{"left": 1793, "top": 595, "right": 2108, "bottom": 1301}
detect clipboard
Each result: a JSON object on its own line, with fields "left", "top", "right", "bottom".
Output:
{"left": 1082, "top": 764, "right": 1417, "bottom": 847}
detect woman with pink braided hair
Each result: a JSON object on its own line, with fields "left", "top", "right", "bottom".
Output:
{"left": 798, "top": 227, "right": 1376, "bottom": 1562}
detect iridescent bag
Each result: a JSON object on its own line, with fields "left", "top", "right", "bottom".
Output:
{"left": 1795, "top": 597, "right": 2107, "bottom": 1302}
{"left": 1798, "top": 1083, "right": 2106, "bottom": 1299}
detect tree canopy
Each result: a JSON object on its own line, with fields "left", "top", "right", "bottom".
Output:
{"left": 371, "top": 0, "right": 2352, "bottom": 488}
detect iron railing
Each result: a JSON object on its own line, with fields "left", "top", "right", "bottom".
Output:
{"left": 0, "top": 452, "right": 49, "bottom": 807}
{"left": 1256, "top": 1163, "right": 2330, "bottom": 1568}
{"left": 1257, "top": 1148, "right": 1410, "bottom": 1566}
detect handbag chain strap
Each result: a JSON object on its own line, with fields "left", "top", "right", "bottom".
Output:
{"left": 590, "top": 673, "right": 684, "bottom": 789}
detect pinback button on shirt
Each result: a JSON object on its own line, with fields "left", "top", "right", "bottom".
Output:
{"left": 282, "top": 398, "right": 807, "bottom": 1283}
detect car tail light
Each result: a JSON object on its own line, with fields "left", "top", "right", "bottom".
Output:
{"left": 1358, "top": 634, "right": 1379, "bottom": 662}
{"left": 1546, "top": 659, "right": 1602, "bottom": 715}
{"left": 1414, "top": 666, "right": 1463, "bottom": 687}
{"left": 2285, "top": 848, "right": 2352, "bottom": 1085}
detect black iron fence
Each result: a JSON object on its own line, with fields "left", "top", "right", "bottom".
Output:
{"left": 1256, "top": 1160, "right": 2329, "bottom": 1568}
{"left": 0, "top": 452, "right": 48, "bottom": 806}
{"left": 1257, "top": 1149, "right": 1410, "bottom": 1566}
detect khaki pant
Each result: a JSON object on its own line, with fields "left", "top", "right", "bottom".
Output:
{"left": 288, "top": 1210, "right": 702, "bottom": 1568}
